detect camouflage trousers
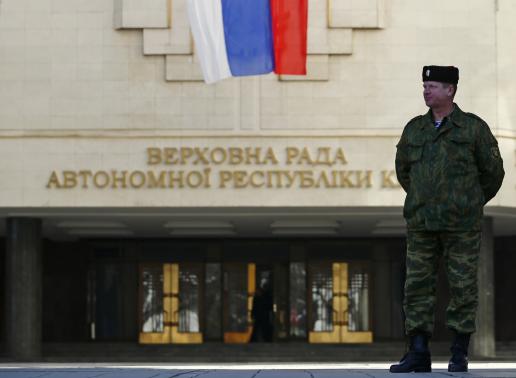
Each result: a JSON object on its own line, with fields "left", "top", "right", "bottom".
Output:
{"left": 404, "top": 230, "right": 481, "bottom": 336}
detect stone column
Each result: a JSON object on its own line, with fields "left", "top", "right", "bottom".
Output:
{"left": 5, "top": 218, "right": 42, "bottom": 360}
{"left": 471, "top": 216, "right": 495, "bottom": 357}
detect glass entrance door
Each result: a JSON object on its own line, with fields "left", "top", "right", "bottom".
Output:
{"left": 308, "top": 262, "right": 372, "bottom": 343}
{"left": 138, "top": 260, "right": 372, "bottom": 344}
{"left": 223, "top": 263, "right": 255, "bottom": 343}
{"left": 139, "top": 263, "right": 203, "bottom": 344}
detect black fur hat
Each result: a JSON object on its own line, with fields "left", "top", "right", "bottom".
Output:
{"left": 422, "top": 65, "right": 459, "bottom": 84}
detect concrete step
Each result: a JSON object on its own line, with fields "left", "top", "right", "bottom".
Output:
{"left": 1, "top": 342, "right": 514, "bottom": 362}
{"left": 2, "top": 342, "right": 505, "bottom": 362}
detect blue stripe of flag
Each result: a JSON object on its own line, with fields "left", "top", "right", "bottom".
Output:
{"left": 221, "top": 0, "right": 275, "bottom": 77}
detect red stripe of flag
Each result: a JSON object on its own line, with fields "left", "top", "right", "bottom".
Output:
{"left": 270, "top": 0, "right": 308, "bottom": 75}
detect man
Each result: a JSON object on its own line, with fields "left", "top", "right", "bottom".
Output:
{"left": 390, "top": 66, "right": 505, "bottom": 373}
{"left": 251, "top": 281, "right": 274, "bottom": 342}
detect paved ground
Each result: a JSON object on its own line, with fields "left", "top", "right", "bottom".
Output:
{"left": 0, "top": 363, "right": 516, "bottom": 378}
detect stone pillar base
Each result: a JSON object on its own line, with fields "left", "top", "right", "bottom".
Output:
{"left": 471, "top": 217, "right": 495, "bottom": 358}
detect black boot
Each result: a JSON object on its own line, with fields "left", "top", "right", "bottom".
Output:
{"left": 448, "top": 332, "right": 470, "bottom": 372}
{"left": 390, "top": 334, "right": 432, "bottom": 373}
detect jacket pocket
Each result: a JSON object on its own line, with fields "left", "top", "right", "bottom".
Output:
{"left": 447, "top": 136, "right": 476, "bottom": 178}
{"left": 407, "top": 142, "right": 424, "bottom": 163}
{"left": 448, "top": 136, "right": 474, "bottom": 162}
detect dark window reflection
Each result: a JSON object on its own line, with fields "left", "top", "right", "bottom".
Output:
{"left": 179, "top": 265, "right": 201, "bottom": 333}
{"left": 289, "top": 262, "right": 307, "bottom": 338}
{"left": 225, "top": 264, "right": 248, "bottom": 332}
{"left": 309, "top": 263, "right": 333, "bottom": 332}
{"left": 141, "top": 265, "right": 163, "bottom": 333}
{"left": 86, "top": 268, "right": 96, "bottom": 339}
{"left": 205, "top": 263, "right": 222, "bottom": 340}
{"left": 348, "top": 264, "right": 370, "bottom": 332}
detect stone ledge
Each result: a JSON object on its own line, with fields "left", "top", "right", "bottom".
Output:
{"left": 309, "top": 29, "right": 353, "bottom": 55}
{"left": 143, "top": 0, "right": 191, "bottom": 55}
{"left": 114, "top": 0, "right": 169, "bottom": 29}
{"left": 165, "top": 54, "right": 203, "bottom": 82}
{"left": 329, "top": 0, "right": 385, "bottom": 29}
{"left": 280, "top": 55, "right": 330, "bottom": 82}
{"left": 144, "top": 28, "right": 192, "bottom": 55}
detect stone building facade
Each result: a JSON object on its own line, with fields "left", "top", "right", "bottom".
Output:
{"left": 0, "top": 0, "right": 515, "bottom": 360}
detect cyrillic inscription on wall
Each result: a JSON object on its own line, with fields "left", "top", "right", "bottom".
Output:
{"left": 46, "top": 146, "right": 401, "bottom": 190}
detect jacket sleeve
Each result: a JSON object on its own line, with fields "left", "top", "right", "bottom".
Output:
{"left": 395, "top": 128, "right": 411, "bottom": 193}
{"left": 475, "top": 123, "right": 505, "bottom": 204}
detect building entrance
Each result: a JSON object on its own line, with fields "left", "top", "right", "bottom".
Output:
{"left": 138, "top": 263, "right": 203, "bottom": 344}
{"left": 137, "top": 259, "right": 372, "bottom": 344}
{"left": 308, "top": 262, "right": 372, "bottom": 343}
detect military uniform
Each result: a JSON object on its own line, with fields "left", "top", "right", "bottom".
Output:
{"left": 396, "top": 104, "right": 505, "bottom": 336}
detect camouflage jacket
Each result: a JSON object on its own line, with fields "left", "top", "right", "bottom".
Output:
{"left": 395, "top": 104, "right": 504, "bottom": 231}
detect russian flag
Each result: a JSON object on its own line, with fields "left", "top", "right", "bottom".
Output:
{"left": 187, "top": 0, "right": 308, "bottom": 84}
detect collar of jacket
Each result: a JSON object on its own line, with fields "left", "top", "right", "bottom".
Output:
{"left": 420, "top": 103, "right": 465, "bottom": 130}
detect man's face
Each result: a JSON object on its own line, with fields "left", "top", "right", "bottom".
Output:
{"left": 423, "top": 81, "right": 453, "bottom": 108}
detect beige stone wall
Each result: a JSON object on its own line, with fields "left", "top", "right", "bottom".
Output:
{"left": 0, "top": 0, "right": 514, "bottom": 208}
{"left": 497, "top": 0, "right": 516, "bottom": 134}
{"left": 496, "top": 0, "right": 516, "bottom": 208}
